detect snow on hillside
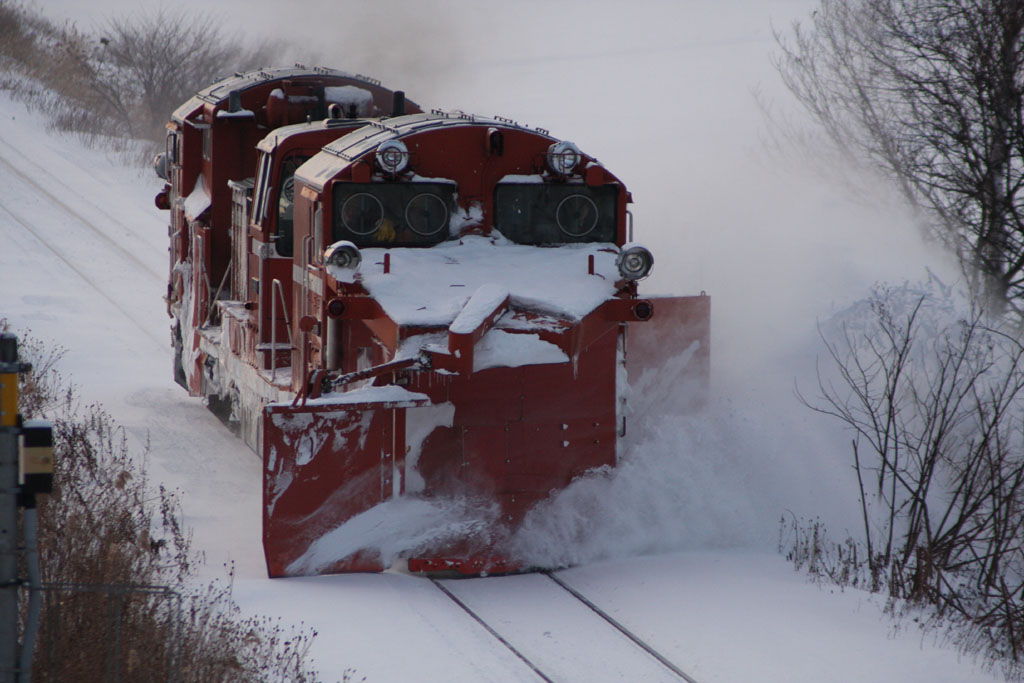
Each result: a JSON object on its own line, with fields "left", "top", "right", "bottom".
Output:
{"left": 1, "top": 1, "right": 998, "bottom": 681}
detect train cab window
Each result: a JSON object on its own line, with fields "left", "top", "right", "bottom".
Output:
{"left": 202, "top": 127, "right": 211, "bottom": 161}
{"left": 494, "top": 183, "right": 618, "bottom": 245}
{"left": 274, "top": 155, "right": 309, "bottom": 258}
{"left": 331, "top": 182, "right": 455, "bottom": 248}
{"left": 312, "top": 201, "right": 323, "bottom": 264}
{"left": 252, "top": 154, "right": 272, "bottom": 227}
{"left": 165, "top": 131, "right": 179, "bottom": 165}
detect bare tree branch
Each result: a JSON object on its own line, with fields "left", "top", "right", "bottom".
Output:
{"left": 776, "top": 1, "right": 1024, "bottom": 314}
{"left": 801, "top": 284, "right": 1024, "bottom": 667}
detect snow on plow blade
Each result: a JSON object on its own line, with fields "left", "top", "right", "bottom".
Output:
{"left": 262, "top": 388, "right": 430, "bottom": 577}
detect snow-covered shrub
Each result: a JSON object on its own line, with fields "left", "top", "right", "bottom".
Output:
{"left": 795, "top": 280, "right": 1024, "bottom": 679}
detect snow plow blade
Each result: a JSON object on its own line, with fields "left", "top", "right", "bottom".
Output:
{"left": 626, "top": 294, "right": 710, "bottom": 411}
{"left": 262, "top": 294, "right": 709, "bottom": 578}
{"left": 262, "top": 389, "right": 430, "bottom": 578}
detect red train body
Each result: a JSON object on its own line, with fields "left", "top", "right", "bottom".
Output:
{"left": 156, "top": 67, "right": 709, "bottom": 577}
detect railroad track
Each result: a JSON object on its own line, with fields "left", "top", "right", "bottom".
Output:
{"left": 432, "top": 571, "right": 699, "bottom": 683}
{"left": 0, "top": 144, "right": 165, "bottom": 282}
{"left": 0, "top": 156, "right": 168, "bottom": 353}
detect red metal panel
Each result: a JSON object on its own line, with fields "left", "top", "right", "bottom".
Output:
{"left": 521, "top": 329, "right": 617, "bottom": 422}
{"left": 363, "top": 316, "right": 401, "bottom": 354}
{"left": 626, "top": 294, "right": 710, "bottom": 409}
{"left": 448, "top": 367, "right": 524, "bottom": 425}
{"left": 460, "top": 424, "right": 508, "bottom": 495}
{"left": 262, "top": 403, "right": 392, "bottom": 577}
{"left": 331, "top": 296, "right": 386, "bottom": 320}
{"left": 506, "top": 417, "right": 614, "bottom": 485}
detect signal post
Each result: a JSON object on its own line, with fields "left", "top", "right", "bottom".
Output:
{"left": 0, "top": 334, "right": 53, "bottom": 683}
{"left": 0, "top": 333, "right": 23, "bottom": 683}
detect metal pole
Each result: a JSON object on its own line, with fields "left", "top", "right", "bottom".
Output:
{"left": 17, "top": 504, "right": 39, "bottom": 683}
{"left": 0, "top": 333, "right": 23, "bottom": 683}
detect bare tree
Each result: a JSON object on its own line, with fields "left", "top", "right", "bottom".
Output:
{"left": 3, "top": 5, "right": 284, "bottom": 143}
{"left": 775, "top": 1, "right": 1024, "bottom": 314}
{"left": 95, "top": 9, "right": 284, "bottom": 140}
{"left": 800, "top": 285, "right": 1024, "bottom": 669}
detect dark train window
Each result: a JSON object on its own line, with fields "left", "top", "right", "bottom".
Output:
{"left": 332, "top": 182, "right": 455, "bottom": 247}
{"left": 252, "top": 153, "right": 272, "bottom": 226}
{"left": 494, "top": 183, "right": 619, "bottom": 245}
{"left": 275, "top": 155, "right": 309, "bottom": 258}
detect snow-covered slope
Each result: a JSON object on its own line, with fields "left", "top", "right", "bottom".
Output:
{"left": 1, "top": 1, "right": 995, "bottom": 680}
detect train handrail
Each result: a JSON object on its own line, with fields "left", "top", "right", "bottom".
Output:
{"left": 269, "top": 278, "right": 293, "bottom": 381}
{"left": 197, "top": 232, "right": 212, "bottom": 327}
{"left": 208, "top": 260, "right": 232, "bottom": 326}
{"left": 301, "top": 234, "right": 313, "bottom": 319}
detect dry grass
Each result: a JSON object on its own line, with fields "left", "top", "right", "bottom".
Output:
{"left": 4, "top": 321, "right": 325, "bottom": 681}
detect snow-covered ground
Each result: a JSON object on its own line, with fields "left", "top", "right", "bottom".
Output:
{"left": 1, "top": 1, "right": 999, "bottom": 681}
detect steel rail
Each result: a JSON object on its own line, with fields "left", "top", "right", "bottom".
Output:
{"left": 432, "top": 572, "right": 699, "bottom": 683}
{"left": 543, "top": 571, "right": 700, "bottom": 683}
{"left": 0, "top": 149, "right": 164, "bottom": 282}
{"left": 430, "top": 578, "right": 555, "bottom": 683}
{"left": 0, "top": 203, "right": 167, "bottom": 353}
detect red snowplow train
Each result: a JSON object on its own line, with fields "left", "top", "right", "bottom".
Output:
{"left": 154, "top": 66, "right": 709, "bottom": 577}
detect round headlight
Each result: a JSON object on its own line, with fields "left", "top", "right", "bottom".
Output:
{"left": 632, "top": 300, "right": 653, "bottom": 320}
{"left": 547, "top": 141, "right": 581, "bottom": 176}
{"left": 324, "top": 241, "right": 362, "bottom": 270}
{"left": 153, "top": 152, "right": 168, "bottom": 180}
{"left": 376, "top": 139, "right": 409, "bottom": 175}
{"left": 327, "top": 299, "right": 346, "bottom": 318}
{"left": 616, "top": 244, "right": 654, "bottom": 281}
